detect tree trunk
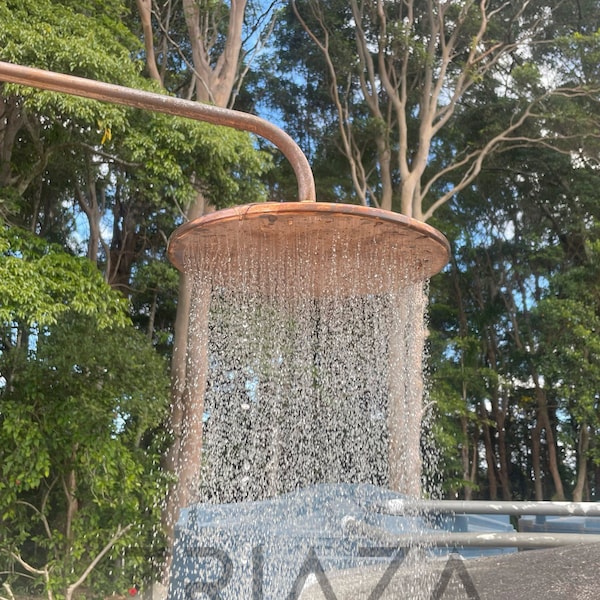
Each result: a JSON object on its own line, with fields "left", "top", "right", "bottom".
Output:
{"left": 135, "top": 0, "right": 162, "bottom": 83}
{"left": 182, "top": 0, "right": 247, "bottom": 106}
{"left": 62, "top": 445, "right": 79, "bottom": 545}
{"left": 134, "top": 0, "right": 259, "bottom": 582}
{"left": 147, "top": 290, "right": 157, "bottom": 341}
{"left": 73, "top": 164, "right": 103, "bottom": 264}
{"left": 468, "top": 442, "right": 478, "bottom": 501}
{"left": 573, "top": 423, "right": 590, "bottom": 502}
{"left": 387, "top": 283, "right": 427, "bottom": 497}
{"left": 531, "top": 417, "right": 543, "bottom": 501}
{"left": 495, "top": 404, "right": 512, "bottom": 500}
{"left": 161, "top": 270, "right": 211, "bottom": 575}
{"left": 460, "top": 413, "right": 470, "bottom": 498}
{"left": 535, "top": 384, "right": 566, "bottom": 500}
{"left": 107, "top": 196, "right": 141, "bottom": 293}
{"left": 161, "top": 194, "right": 209, "bottom": 537}
{"left": 0, "top": 95, "right": 24, "bottom": 187}
{"left": 460, "top": 412, "right": 478, "bottom": 500}
{"left": 173, "top": 275, "right": 211, "bottom": 508}
{"left": 480, "top": 402, "right": 498, "bottom": 500}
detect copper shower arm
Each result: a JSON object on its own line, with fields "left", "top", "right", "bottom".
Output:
{"left": 0, "top": 61, "right": 316, "bottom": 203}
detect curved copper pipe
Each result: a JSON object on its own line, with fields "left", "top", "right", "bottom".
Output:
{"left": 0, "top": 61, "right": 316, "bottom": 203}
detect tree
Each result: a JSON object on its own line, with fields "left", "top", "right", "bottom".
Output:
{"left": 131, "top": 0, "right": 276, "bottom": 556}
{"left": 0, "top": 226, "right": 129, "bottom": 331}
{"left": 427, "top": 127, "right": 600, "bottom": 502}
{"left": 1, "top": 0, "right": 272, "bottom": 589}
{"left": 0, "top": 227, "right": 171, "bottom": 599}
{"left": 0, "top": 0, "right": 142, "bottom": 239}
{"left": 290, "top": 0, "right": 600, "bottom": 219}
{"left": 267, "top": 0, "right": 600, "bottom": 496}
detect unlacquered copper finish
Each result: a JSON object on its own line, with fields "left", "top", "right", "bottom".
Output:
{"left": 0, "top": 61, "right": 315, "bottom": 203}
{"left": 168, "top": 202, "right": 450, "bottom": 298}
{"left": 0, "top": 61, "right": 451, "bottom": 297}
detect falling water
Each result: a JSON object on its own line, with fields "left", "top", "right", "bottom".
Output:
{"left": 170, "top": 216, "right": 443, "bottom": 598}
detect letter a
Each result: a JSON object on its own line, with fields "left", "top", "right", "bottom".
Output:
{"left": 430, "top": 552, "right": 480, "bottom": 600}
{"left": 286, "top": 547, "right": 338, "bottom": 600}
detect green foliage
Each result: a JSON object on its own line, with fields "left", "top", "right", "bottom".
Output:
{"left": 120, "top": 110, "right": 270, "bottom": 210}
{"left": 0, "top": 227, "right": 129, "bottom": 328}
{"left": 0, "top": 0, "right": 143, "bottom": 137}
{"left": 4, "top": 0, "right": 600, "bottom": 569}
{"left": 0, "top": 0, "right": 139, "bottom": 81}
{"left": 510, "top": 63, "right": 543, "bottom": 94}
{"left": 533, "top": 241, "right": 600, "bottom": 424}
{"left": 0, "top": 314, "right": 171, "bottom": 598}
{"left": 427, "top": 127, "right": 600, "bottom": 499}
{"left": 130, "top": 260, "right": 179, "bottom": 354}
{"left": 0, "top": 0, "right": 268, "bottom": 596}
{"left": 0, "top": 0, "right": 270, "bottom": 227}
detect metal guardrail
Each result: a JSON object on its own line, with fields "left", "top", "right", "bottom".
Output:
{"left": 372, "top": 499, "right": 600, "bottom": 517}
{"left": 355, "top": 499, "right": 600, "bottom": 549}
{"left": 344, "top": 515, "right": 600, "bottom": 548}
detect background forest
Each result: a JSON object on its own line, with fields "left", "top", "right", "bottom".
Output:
{"left": 2, "top": 0, "right": 600, "bottom": 597}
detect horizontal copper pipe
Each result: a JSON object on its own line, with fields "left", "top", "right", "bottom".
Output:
{"left": 0, "top": 61, "right": 316, "bottom": 203}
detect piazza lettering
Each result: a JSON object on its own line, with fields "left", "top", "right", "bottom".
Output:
{"left": 182, "top": 545, "right": 480, "bottom": 599}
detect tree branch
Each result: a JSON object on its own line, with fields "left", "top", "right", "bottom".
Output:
{"left": 16, "top": 500, "right": 52, "bottom": 541}
{"left": 7, "top": 552, "right": 47, "bottom": 577}
{"left": 293, "top": 0, "right": 369, "bottom": 205}
{"left": 1, "top": 582, "right": 16, "bottom": 600}
{"left": 65, "top": 524, "right": 133, "bottom": 600}
{"left": 136, "top": 0, "right": 162, "bottom": 84}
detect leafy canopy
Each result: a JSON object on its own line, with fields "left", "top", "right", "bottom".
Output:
{"left": 0, "top": 227, "right": 129, "bottom": 328}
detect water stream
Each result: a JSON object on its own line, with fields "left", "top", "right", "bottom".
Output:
{"left": 169, "top": 222, "right": 440, "bottom": 598}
